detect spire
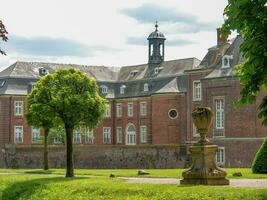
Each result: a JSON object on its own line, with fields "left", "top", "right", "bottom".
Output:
{"left": 155, "top": 21, "right": 158, "bottom": 31}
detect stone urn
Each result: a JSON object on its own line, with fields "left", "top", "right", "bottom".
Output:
{"left": 192, "top": 107, "right": 213, "bottom": 145}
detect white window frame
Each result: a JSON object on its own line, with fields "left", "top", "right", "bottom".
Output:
{"left": 140, "top": 125, "right": 147, "bottom": 144}
{"left": 14, "top": 126, "right": 23, "bottom": 144}
{"left": 103, "top": 127, "right": 111, "bottom": 144}
{"left": 73, "top": 129, "right": 81, "bottom": 144}
{"left": 143, "top": 83, "right": 149, "bottom": 92}
{"left": 31, "top": 127, "right": 40, "bottom": 144}
{"left": 14, "top": 101, "right": 23, "bottom": 116}
{"left": 104, "top": 103, "right": 111, "bottom": 118}
{"left": 127, "top": 103, "right": 133, "bottom": 117}
{"left": 126, "top": 123, "right": 136, "bottom": 145}
{"left": 85, "top": 128, "right": 94, "bottom": 144}
{"left": 101, "top": 85, "right": 108, "bottom": 94}
{"left": 116, "top": 127, "right": 122, "bottom": 144}
{"left": 192, "top": 123, "right": 198, "bottom": 137}
{"left": 120, "top": 85, "right": 126, "bottom": 94}
{"left": 215, "top": 97, "right": 225, "bottom": 130}
{"left": 140, "top": 102, "right": 147, "bottom": 116}
{"left": 116, "top": 103, "right": 122, "bottom": 117}
{"left": 193, "top": 81, "right": 201, "bottom": 101}
{"left": 222, "top": 55, "right": 233, "bottom": 68}
{"left": 216, "top": 147, "right": 225, "bottom": 165}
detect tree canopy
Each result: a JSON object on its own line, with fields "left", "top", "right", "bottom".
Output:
{"left": 0, "top": 20, "right": 8, "bottom": 55}
{"left": 27, "top": 68, "right": 106, "bottom": 177}
{"left": 222, "top": 0, "right": 267, "bottom": 122}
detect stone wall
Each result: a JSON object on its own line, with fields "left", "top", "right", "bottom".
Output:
{"left": 2, "top": 145, "right": 187, "bottom": 169}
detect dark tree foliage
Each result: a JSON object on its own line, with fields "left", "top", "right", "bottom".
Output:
{"left": 0, "top": 20, "right": 8, "bottom": 55}
{"left": 222, "top": 0, "right": 267, "bottom": 122}
{"left": 252, "top": 138, "right": 267, "bottom": 173}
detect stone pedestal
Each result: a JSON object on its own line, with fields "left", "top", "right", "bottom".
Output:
{"left": 180, "top": 144, "right": 229, "bottom": 185}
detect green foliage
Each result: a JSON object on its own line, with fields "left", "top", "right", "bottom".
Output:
{"left": 252, "top": 138, "right": 267, "bottom": 174}
{"left": 222, "top": 0, "right": 267, "bottom": 122}
{"left": 48, "top": 125, "right": 66, "bottom": 144}
{"left": 0, "top": 174, "right": 267, "bottom": 200}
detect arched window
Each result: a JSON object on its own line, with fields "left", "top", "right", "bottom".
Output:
{"left": 120, "top": 85, "right": 126, "bottom": 94}
{"left": 150, "top": 44, "right": 153, "bottom": 56}
{"left": 126, "top": 123, "right": 136, "bottom": 145}
{"left": 159, "top": 44, "right": 163, "bottom": 56}
{"left": 100, "top": 85, "right": 108, "bottom": 94}
{"left": 144, "top": 83, "right": 149, "bottom": 92}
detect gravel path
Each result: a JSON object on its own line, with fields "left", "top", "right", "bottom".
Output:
{"left": 122, "top": 177, "right": 267, "bottom": 188}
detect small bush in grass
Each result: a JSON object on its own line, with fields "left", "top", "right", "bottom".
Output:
{"left": 252, "top": 138, "right": 267, "bottom": 174}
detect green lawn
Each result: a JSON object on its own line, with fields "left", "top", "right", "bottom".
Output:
{"left": 0, "top": 168, "right": 266, "bottom": 179}
{"left": 0, "top": 174, "right": 266, "bottom": 200}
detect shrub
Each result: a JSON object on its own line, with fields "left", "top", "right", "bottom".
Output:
{"left": 252, "top": 138, "right": 267, "bottom": 174}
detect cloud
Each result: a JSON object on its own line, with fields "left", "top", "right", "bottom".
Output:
{"left": 127, "top": 36, "right": 195, "bottom": 47}
{"left": 2, "top": 35, "right": 120, "bottom": 57}
{"left": 120, "top": 3, "right": 218, "bottom": 33}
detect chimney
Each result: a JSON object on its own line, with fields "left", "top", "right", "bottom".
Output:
{"left": 217, "top": 28, "right": 227, "bottom": 46}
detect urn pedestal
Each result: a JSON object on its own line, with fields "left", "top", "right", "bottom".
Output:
{"left": 180, "top": 144, "right": 229, "bottom": 185}
{"left": 180, "top": 107, "right": 229, "bottom": 185}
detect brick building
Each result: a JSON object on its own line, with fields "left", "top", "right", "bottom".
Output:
{"left": 0, "top": 24, "right": 266, "bottom": 168}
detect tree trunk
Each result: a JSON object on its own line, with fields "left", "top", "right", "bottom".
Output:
{"left": 43, "top": 129, "right": 49, "bottom": 170}
{"left": 65, "top": 125, "right": 74, "bottom": 177}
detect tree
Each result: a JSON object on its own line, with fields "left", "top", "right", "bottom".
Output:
{"left": 0, "top": 20, "right": 8, "bottom": 55}
{"left": 252, "top": 138, "right": 267, "bottom": 173}
{"left": 27, "top": 68, "right": 106, "bottom": 177}
{"left": 26, "top": 87, "right": 60, "bottom": 170}
{"left": 222, "top": 0, "right": 267, "bottom": 120}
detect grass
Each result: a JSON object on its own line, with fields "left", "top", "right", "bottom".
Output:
{"left": 0, "top": 168, "right": 267, "bottom": 179}
{"left": 0, "top": 174, "right": 267, "bottom": 200}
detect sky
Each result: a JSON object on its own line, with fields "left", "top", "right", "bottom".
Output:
{"left": 0, "top": 0, "right": 232, "bottom": 71}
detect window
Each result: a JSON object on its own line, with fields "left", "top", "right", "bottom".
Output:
{"left": 140, "top": 102, "right": 147, "bottom": 116}
{"left": 0, "top": 80, "right": 6, "bottom": 88}
{"left": 140, "top": 126, "right": 147, "bottom": 143}
{"left": 222, "top": 55, "right": 233, "bottom": 68}
{"left": 126, "top": 124, "right": 136, "bottom": 145}
{"left": 215, "top": 98, "right": 225, "bottom": 129}
{"left": 14, "top": 101, "right": 23, "bottom": 116}
{"left": 216, "top": 147, "right": 225, "bottom": 165}
{"left": 54, "top": 137, "right": 62, "bottom": 144}
{"left": 116, "top": 127, "right": 122, "bottom": 144}
{"left": 168, "top": 109, "right": 178, "bottom": 119}
{"left": 150, "top": 44, "right": 153, "bottom": 56}
{"left": 104, "top": 103, "right": 111, "bottom": 117}
{"left": 103, "top": 127, "right": 111, "bottom": 144}
{"left": 193, "top": 81, "right": 201, "bottom": 101}
{"left": 129, "top": 70, "right": 138, "bottom": 78}
{"left": 39, "top": 67, "right": 49, "bottom": 76}
{"left": 192, "top": 123, "right": 198, "bottom": 137}
{"left": 101, "top": 85, "right": 108, "bottom": 94}
{"left": 73, "top": 129, "right": 81, "bottom": 144}
{"left": 116, "top": 103, "right": 122, "bottom": 117}
{"left": 14, "top": 126, "right": 23, "bottom": 144}
{"left": 120, "top": 85, "right": 126, "bottom": 94}
{"left": 154, "top": 67, "right": 159, "bottom": 74}
{"left": 159, "top": 44, "right": 163, "bottom": 56}
{"left": 128, "top": 103, "right": 133, "bottom": 117}
{"left": 85, "top": 128, "right": 94, "bottom": 144}
{"left": 31, "top": 127, "right": 40, "bottom": 144}
{"left": 144, "top": 83, "right": 149, "bottom": 92}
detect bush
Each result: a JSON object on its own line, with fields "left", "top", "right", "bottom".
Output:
{"left": 252, "top": 138, "right": 267, "bottom": 174}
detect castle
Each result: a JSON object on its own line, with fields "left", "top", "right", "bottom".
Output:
{"left": 0, "top": 24, "right": 266, "bottom": 168}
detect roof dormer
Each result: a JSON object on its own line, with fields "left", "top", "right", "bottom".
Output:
{"left": 222, "top": 55, "right": 233, "bottom": 68}
{"left": 39, "top": 67, "right": 49, "bottom": 76}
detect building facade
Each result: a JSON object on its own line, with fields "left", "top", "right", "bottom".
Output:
{"left": 0, "top": 25, "right": 266, "bottom": 168}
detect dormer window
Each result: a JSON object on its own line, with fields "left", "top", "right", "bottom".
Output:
{"left": 154, "top": 67, "right": 159, "bottom": 74}
{"left": 222, "top": 55, "right": 233, "bottom": 68}
{"left": 120, "top": 85, "right": 126, "bottom": 94}
{"left": 101, "top": 85, "right": 108, "bottom": 94}
{"left": 129, "top": 70, "right": 138, "bottom": 78}
{"left": 39, "top": 67, "right": 48, "bottom": 76}
{"left": 144, "top": 83, "right": 149, "bottom": 92}
{"left": 0, "top": 80, "right": 6, "bottom": 88}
